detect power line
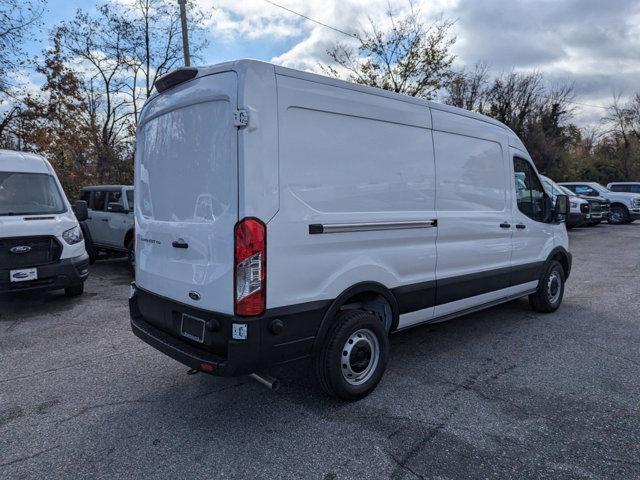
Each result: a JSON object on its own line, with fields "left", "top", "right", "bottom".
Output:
{"left": 260, "top": 0, "right": 610, "bottom": 111}
{"left": 261, "top": 0, "right": 356, "bottom": 38}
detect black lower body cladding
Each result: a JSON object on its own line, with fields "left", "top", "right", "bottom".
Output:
{"left": 129, "top": 255, "right": 570, "bottom": 377}
{"left": 129, "top": 286, "right": 330, "bottom": 377}
{"left": 0, "top": 253, "right": 90, "bottom": 294}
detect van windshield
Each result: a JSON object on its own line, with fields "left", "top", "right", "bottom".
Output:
{"left": 0, "top": 172, "right": 66, "bottom": 216}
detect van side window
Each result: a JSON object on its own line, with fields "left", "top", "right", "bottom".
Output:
{"left": 513, "top": 157, "right": 545, "bottom": 222}
{"left": 92, "top": 191, "right": 106, "bottom": 211}
{"left": 541, "top": 178, "right": 556, "bottom": 197}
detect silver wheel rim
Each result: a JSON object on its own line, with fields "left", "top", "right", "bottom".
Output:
{"left": 341, "top": 328, "right": 380, "bottom": 386}
{"left": 547, "top": 271, "right": 561, "bottom": 304}
{"left": 610, "top": 208, "right": 624, "bottom": 223}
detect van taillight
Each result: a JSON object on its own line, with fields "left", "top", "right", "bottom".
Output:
{"left": 234, "top": 217, "right": 266, "bottom": 316}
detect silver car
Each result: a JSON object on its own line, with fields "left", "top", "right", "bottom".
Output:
{"left": 78, "top": 185, "right": 134, "bottom": 271}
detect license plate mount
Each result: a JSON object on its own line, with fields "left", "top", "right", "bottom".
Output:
{"left": 9, "top": 268, "right": 38, "bottom": 283}
{"left": 180, "top": 313, "right": 206, "bottom": 343}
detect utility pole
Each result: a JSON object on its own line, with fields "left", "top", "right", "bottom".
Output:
{"left": 178, "top": 0, "right": 191, "bottom": 66}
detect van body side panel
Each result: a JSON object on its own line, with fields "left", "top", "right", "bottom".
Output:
{"left": 135, "top": 72, "right": 238, "bottom": 313}
{"left": 237, "top": 63, "right": 279, "bottom": 221}
{"left": 271, "top": 74, "right": 437, "bottom": 313}
{"left": 431, "top": 110, "right": 514, "bottom": 317}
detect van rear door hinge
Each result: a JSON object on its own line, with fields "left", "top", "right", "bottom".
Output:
{"left": 233, "top": 109, "right": 249, "bottom": 127}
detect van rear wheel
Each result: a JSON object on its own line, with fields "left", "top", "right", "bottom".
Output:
{"left": 529, "top": 260, "right": 565, "bottom": 313}
{"left": 315, "top": 309, "right": 388, "bottom": 401}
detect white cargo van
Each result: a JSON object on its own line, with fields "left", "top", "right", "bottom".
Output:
{"left": 129, "top": 60, "right": 571, "bottom": 400}
{"left": 0, "top": 149, "right": 89, "bottom": 296}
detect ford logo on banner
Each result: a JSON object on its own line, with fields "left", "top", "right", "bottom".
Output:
{"left": 10, "top": 246, "right": 31, "bottom": 254}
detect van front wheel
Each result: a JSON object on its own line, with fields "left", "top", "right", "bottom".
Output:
{"left": 529, "top": 260, "right": 565, "bottom": 313}
{"left": 315, "top": 309, "right": 389, "bottom": 401}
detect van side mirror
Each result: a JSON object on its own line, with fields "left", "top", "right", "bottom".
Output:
{"left": 554, "top": 194, "right": 570, "bottom": 223}
{"left": 107, "top": 202, "right": 126, "bottom": 213}
{"left": 73, "top": 200, "right": 89, "bottom": 221}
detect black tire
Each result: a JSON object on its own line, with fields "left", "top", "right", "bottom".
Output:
{"left": 608, "top": 205, "right": 629, "bottom": 225}
{"left": 81, "top": 223, "right": 97, "bottom": 264}
{"left": 126, "top": 239, "right": 135, "bottom": 275}
{"left": 315, "top": 309, "right": 389, "bottom": 401}
{"left": 65, "top": 283, "right": 84, "bottom": 297}
{"left": 529, "top": 260, "right": 565, "bottom": 313}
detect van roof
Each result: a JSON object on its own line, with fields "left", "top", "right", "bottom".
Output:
{"left": 0, "top": 149, "right": 52, "bottom": 174}
{"left": 155, "top": 59, "right": 521, "bottom": 145}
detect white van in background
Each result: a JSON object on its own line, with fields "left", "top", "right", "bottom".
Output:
{"left": 0, "top": 149, "right": 89, "bottom": 296}
{"left": 129, "top": 60, "right": 571, "bottom": 400}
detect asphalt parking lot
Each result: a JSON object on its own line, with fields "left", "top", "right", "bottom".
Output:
{"left": 1, "top": 224, "right": 639, "bottom": 480}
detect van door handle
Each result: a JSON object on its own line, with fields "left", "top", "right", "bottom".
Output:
{"left": 499, "top": 223, "right": 511, "bottom": 229}
{"left": 172, "top": 240, "right": 189, "bottom": 249}
{"left": 516, "top": 223, "right": 526, "bottom": 229}
{"left": 101, "top": 219, "right": 109, "bottom": 222}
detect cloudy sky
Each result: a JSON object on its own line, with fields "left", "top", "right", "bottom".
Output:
{"left": 26, "top": 0, "right": 640, "bottom": 127}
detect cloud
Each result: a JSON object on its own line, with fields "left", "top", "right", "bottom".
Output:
{"left": 196, "top": 0, "right": 639, "bottom": 126}
{"left": 450, "top": 0, "right": 640, "bottom": 114}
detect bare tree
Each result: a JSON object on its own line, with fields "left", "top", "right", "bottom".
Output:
{"left": 483, "top": 71, "right": 545, "bottom": 136}
{"left": 321, "top": 4, "right": 456, "bottom": 99}
{"left": 603, "top": 93, "right": 640, "bottom": 178}
{"left": 444, "top": 63, "right": 489, "bottom": 111}
{"left": 56, "top": 5, "right": 134, "bottom": 182}
{"left": 121, "top": 0, "right": 211, "bottom": 124}
{"left": 0, "top": 0, "right": 45, "bottom": 141}
{"left": 0, "top": 0, "right": 45, "bottom": 94}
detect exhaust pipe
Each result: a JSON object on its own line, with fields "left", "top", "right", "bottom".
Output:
{"left": 249, "top": 373, "right": 280, "bottom": 390}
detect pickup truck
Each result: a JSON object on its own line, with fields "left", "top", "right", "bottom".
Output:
{"left": 540, "top": 175, "right": 589, "bottom": 228}
{"left": 78, "top": 185, "right": 134, "bottom": 271}
{"left": 560, "top": 182, "right": 640, "bottom": 225}
{"left": 607, "top": 182, "right": 640, "bottom": 194}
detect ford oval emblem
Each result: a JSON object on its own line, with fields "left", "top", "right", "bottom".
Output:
{"left": 10, "top": 245, "right": 31, "bottom": 254}
{"left": 189, "top": 291, "right": 201, "bottom": 301}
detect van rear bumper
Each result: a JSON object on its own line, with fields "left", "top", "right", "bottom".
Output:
{"left": 129, "top": 285, "right": 329, "bottom": 377}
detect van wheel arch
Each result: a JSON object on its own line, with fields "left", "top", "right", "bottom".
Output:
{"left": 313, "top": 282, "right": 399, "bottom": 355}
{"left": 545, "top": 247, "right": 571, "bottom": 280}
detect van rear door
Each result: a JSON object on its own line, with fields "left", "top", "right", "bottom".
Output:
{"left": 135, "top": 71, "right": 238, "bottom": 313}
